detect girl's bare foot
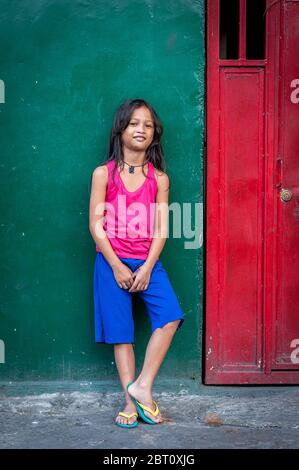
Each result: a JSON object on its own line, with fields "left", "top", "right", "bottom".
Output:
{"left": 115, "top": 401, "right": 138, "bottom": 426}
{"left": 127, "top": 381, "right": 163, "bottom": 423}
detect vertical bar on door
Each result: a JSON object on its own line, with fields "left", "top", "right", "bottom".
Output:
{"left": 239, "top": 0, "right": 247, "bottom": 59}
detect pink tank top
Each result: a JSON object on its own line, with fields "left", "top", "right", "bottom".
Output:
{"left": 96, "top": 159, "right": 158, "bottom": 260}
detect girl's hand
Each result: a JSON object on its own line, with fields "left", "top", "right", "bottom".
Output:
{"left": 129, "top": 265, "right": 152, "bottom": 293}
{"left": 112, "top": 262, "right": 135, "bottom": 290}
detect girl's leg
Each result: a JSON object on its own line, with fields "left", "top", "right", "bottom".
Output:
{"left": 114, "top": 343, "right": 137, "bottom": 425}
{"left": 128, "top": 320, "right": 181, "bottom": 423}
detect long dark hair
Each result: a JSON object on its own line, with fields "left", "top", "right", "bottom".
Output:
{"left": 104, "top": 98, "right": 169, "bottom": 189}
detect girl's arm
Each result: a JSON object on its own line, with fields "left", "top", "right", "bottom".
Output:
{"left": 89, "top": 166, "right": 123, "bottom": 270}
{"left": 143, "top": 171, "right": 170, "bottom": 271}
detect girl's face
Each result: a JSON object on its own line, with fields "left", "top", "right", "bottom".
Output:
{"left": 121, "top": 106, "right": 154, "bottom": 152}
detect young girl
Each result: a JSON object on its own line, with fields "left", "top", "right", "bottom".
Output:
{"left": 89, "top": 98, "right": 185, "bottom": 429}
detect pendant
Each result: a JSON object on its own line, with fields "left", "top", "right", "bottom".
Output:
{"left": 129, "top": 165, "right": 135, "bottom": 174}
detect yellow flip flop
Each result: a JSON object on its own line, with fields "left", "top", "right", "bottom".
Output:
{"left": 127, "top": 382, "right": 161, "bottom": 425}
{"left": 116, "top": 411, "right": 139, "bottom": 429}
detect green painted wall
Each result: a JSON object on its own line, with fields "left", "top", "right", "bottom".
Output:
{"left": 0, "top": 0, "right": 205, "bottom": 381}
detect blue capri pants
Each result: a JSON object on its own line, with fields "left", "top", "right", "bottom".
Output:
{"left": 93, "top": 252, "right": 185, "bottom": 344}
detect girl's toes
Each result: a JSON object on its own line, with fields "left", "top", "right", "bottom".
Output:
{"left": 154, "top": 413, "right": 163, "bottom": 423}
{"left": 145, "top": 411, "right": 160, "bottom": 423}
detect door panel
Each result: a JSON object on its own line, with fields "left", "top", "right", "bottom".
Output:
{"left": 220, "top": 68, "right": 264, "bottom": 371}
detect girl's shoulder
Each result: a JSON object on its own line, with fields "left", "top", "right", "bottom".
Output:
{"left": 94, "top": 159, "right": 116, "bottom": 176}
{"left": 153, "top": 167, "right": 169, "bottom": 190}
{"left": 92, "top": 163, "right": 109, "bottom": 186}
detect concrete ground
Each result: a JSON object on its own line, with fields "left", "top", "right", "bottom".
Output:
{"left": 0, "top": 380, "right": 299, "bottom": 449}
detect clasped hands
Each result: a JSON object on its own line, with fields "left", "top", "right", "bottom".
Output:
{"left": 112, "top": 262, "right": 152, "bottom": 292}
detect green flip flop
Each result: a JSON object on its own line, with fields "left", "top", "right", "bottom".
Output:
{"left": 127, "top": 381, "right": 161, "bottom": 425}
{"left": 115, "top": 410, "right": 139, "bottom": 429}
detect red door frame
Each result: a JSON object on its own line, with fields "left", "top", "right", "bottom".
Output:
{"left": 205, "top": 0, "right": 299, "bottom": 384}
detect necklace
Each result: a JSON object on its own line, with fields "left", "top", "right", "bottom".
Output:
{"left": 123, "top": 160, "right": 148, "bottom": 174}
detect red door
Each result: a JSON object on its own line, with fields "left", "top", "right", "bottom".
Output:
{"left": 205, "top": 0, "right": 299, "bottom": 384}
